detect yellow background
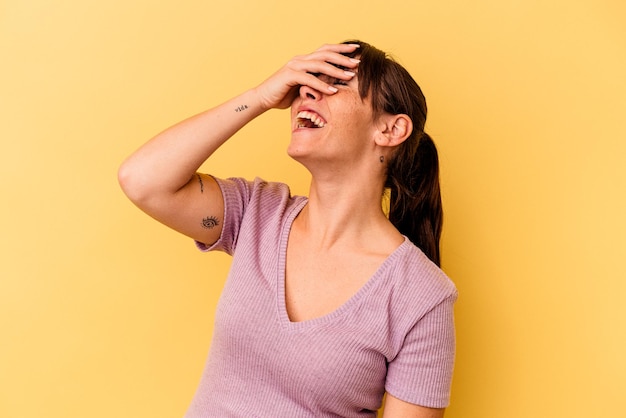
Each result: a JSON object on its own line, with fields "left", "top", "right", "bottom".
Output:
{"left": 2, "top": 0, "right": 625, "bottom": 417}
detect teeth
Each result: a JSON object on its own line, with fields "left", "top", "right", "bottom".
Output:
{"left": 296, "top": 110, "right": 326, "bottom": 128}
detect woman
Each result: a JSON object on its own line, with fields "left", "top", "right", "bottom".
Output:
{"left": 119, "top": 41, "right": 457, "bottom": 418}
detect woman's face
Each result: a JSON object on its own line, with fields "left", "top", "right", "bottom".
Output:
{"left": 288, "top": 73, "right": 379, "bottom": 171}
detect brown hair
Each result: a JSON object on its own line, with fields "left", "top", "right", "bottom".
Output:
{"left": 342, "top": 40, "right": 443, "bottom": 266}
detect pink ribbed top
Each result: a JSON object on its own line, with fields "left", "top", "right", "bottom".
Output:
{"left": 186, "top": 177, "right": 457, "bottom": 417}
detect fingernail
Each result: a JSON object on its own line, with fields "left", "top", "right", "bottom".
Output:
{"left": 349, "top": 44, "right": 360, "bottom": 48}
{"left": 344, "top": 71, "right": 356, "bottom": 76}
{"left": 349, "top": 58, "right": 360, "bottom": 64}
{"left": 328, "top": 86, "right": 338, "bottom": 93}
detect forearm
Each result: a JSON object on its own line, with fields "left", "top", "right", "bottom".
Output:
{"left": 118, "top": 88, "right": 265, "bottom": 203}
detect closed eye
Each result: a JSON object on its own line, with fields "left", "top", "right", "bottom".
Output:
{"left": 311, "top": 73, "right": 349, "bottom": 86}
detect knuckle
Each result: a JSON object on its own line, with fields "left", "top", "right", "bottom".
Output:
{"left": 287, "top": 55, "right": 304, "bottom": 66}
{"left": 285, "top": 59, "right": 299, "bottom": 69}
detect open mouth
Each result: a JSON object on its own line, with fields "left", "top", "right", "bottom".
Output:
{"left": 296, "top": 110, "right": 326, "bottom": 128}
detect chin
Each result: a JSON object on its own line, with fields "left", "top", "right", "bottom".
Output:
{"left": 287, "top": 135, "right": 309, "bottom": 158}
{"left": 286, "top": 143, "right": 319, "bottom": 171}
{"left": 286, "top": 144, "right": 307, "bottom": 162}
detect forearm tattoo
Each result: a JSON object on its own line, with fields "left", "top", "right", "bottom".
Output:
{"left": 235, "top": 104, "right": 249, "bottom": 112}
{"left": 197, "top": 174, "right": 204, "bottom": 193}
{"left": 201, "top": 216, "right": 219, "bottom": 229}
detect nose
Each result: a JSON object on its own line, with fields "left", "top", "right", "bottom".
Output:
{"left": 298, "top": 84, "right": 322, "bottom": 101}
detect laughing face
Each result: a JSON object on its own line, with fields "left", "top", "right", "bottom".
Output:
{"left": 288, "top": 73, "right": 379, "bottom": 171}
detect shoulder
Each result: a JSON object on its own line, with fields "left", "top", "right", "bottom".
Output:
{"left": 396, "top": 240, "right": 455, "bottom": 291}
{"left": 214, "top": 176, "right": 300, "bottom": 207}
{"left": 385, "top": 239, "right": 457, "bottom": 318}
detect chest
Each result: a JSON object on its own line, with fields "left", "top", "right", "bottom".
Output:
{"left": 284, "top": 238, "right": 388, "bottom": 323}
{"left": 210, "top": 256, "right": 393, "bottom": 415}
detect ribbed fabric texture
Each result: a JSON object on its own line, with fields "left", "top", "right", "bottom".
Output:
{"left": 187, "top": 177, "right": 457, "bottom": 418}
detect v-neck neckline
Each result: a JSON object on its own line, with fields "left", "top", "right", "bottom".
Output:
{"left": 276, "top": 198, "right": 409, "bottom": 331}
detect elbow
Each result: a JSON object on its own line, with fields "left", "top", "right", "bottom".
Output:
{"left": 117, "top": 158, "right": 150, "bottom": 205}
{"left": 118, "top": 157, "right": 178, "bottom": 213}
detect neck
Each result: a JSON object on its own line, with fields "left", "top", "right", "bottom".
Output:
{"left": 295, "top": 172, "right": 396, "bottom": 251}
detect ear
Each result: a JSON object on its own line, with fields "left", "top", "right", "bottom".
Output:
{"left": 375, "top": 114, "right": 413, "bottom": 148}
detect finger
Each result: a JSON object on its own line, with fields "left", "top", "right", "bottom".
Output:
{"left": 297, "top": 61, "right": 358, "bottom": 94}
{"left": 288, "top": 71, "right": 343, "bottom": 94}
{"left": 289, "top": 55, "right": 358, "bottom": 82}
{"left": 314, "top": 43, "right": 361, "bottom": 54}
{"left": 303, "top": 49, "right": 361, "bottom": 70}
{"left": 283, "top": 66, "right": 355, "bottom": 96}
{"left": 278, "top": 44, "right": 360, "bottom": 96}
{"left": 290, "top": 44, "right": 360, "bottom": 70}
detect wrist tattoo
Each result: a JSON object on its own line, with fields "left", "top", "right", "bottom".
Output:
{"left": 197, "top": 174, "right": 204, "bottom": 193}
{"left": 235, "top": 104, "right": 249, "bottom": 112}
{"left": 201, "top": 216, "right": 219, "bottom": 229}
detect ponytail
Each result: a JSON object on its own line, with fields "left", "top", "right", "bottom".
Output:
{"left": 340, "top": 39, "right": 443, "bottom": 265}
{"left": 386, "top": 132, "right": 443, "bottom": 266}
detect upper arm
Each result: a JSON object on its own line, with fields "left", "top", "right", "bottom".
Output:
{"left": 382, "top": 394, "right": 445, "bottom": 418}
{"left": 127, "top": 172, "right": 225, "bottom": 247}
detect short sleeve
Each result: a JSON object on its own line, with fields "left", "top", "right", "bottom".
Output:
{"left": 195, "top": 177, "right": 254, "bottom": 255}
{"left": 385, "top": 291, "right": 457, "bottom": 408}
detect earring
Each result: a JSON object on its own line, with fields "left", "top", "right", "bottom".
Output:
{"left": 379, "top": 156, "right": 385, "bottom": 163}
